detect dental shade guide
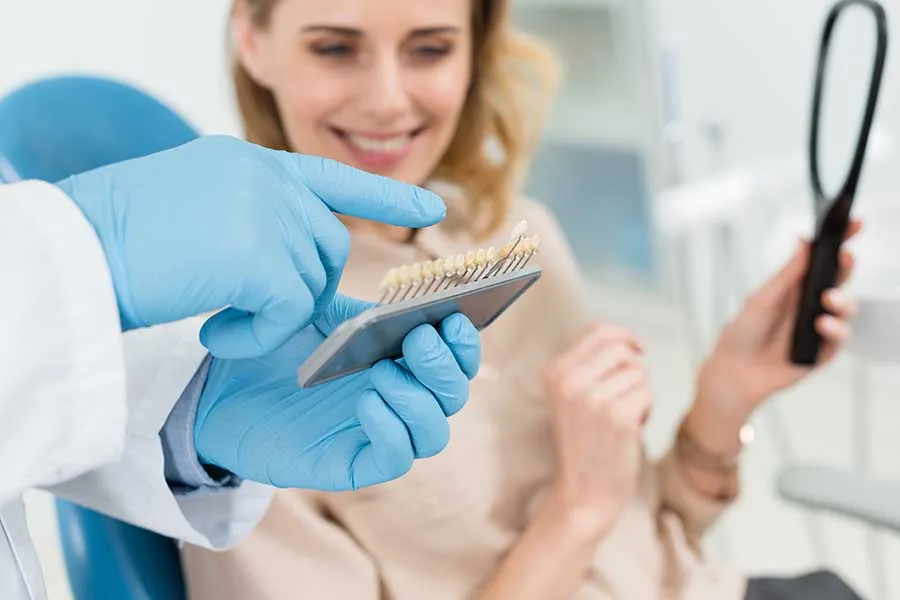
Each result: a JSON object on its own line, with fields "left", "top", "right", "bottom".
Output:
{"left": 297, "top": 220, "right": 542, "bottom": 387}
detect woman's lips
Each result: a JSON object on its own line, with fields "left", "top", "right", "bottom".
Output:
{"left": 331, "top": 127, "right": 425, "bottom": 169}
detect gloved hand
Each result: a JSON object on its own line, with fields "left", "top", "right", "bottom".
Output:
{"left": 56, "top": 135, "right": 445, "bottom": 358}
{"left": 194, "top": 294, "right": 481, "bottom": 491}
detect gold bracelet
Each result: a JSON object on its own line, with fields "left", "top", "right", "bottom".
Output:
{"left": 674, "top": 420, "right": 753, "bottom": 501}
{"left": 674, "top": 420, "right": 754, "bottom": 473}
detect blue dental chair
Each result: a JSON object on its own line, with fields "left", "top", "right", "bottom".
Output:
{"left": 0, "top": 75, "right": 199, "bottom": 600}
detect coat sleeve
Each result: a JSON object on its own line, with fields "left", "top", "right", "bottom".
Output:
{"left": 0, "top": 180, "right": 127, "bottom": 505}
{"left": 45, "top": 314, "right": 274, "bottom": 550}
{"left": 33, "top": 206, "right": 273, "bottom": 549}
{"left": 0, "top": 180, "right": 272, "bottom": 549}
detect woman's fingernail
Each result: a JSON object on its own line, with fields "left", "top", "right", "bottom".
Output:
{"left": 820, "top": 315, "right": 842, "bottom": 335}
{"left": 826, "top": 289, "right": 845, "bottom": 307}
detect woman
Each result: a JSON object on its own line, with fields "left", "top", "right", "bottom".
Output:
{"left": 182, "top": 0, "right": 863, "bottom": 598}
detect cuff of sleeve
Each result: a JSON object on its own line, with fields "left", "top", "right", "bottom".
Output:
{"left": 656, "top": 449, "right": 734, "bottom": 540}
{"left": 160, "top": 354, "right": 242, "bottom": 495}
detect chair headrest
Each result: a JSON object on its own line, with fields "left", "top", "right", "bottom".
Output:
{"left": 0, "top": 75, "right": 200, "bottom": 183}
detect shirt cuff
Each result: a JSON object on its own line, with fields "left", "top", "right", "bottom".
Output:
{"left": 160, "top": 354, "right": 242, "bottom": 495}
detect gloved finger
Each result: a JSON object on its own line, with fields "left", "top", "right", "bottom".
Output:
{"left": 200, "top": 268, "right": 315, "bottom": 358}
{"left": 352, "top": 389, "right": 415, "bottom": 489}
{"left": 286, "top": 228, "right": 329, "bottom": 313}
{"left": 298, "top": 197, "right": 352, "bottom": 315}
{"left": 370, "top": 360, "right": 451, "bottom": 458}
{"left": 401, "top": 324, "right": 469, "bottom": 417}
{"left": 439, "top": 313, "right": 481, "bottom": 380}
{"left": 314, "top": 293, "right": 376, "bottom": 336}
{"left": 295, "top": 155, "right": 446, "bottom": 227}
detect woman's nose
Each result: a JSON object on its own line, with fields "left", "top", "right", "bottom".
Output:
{"left": 360, "top": 59, "right": 412, "bottom": 125}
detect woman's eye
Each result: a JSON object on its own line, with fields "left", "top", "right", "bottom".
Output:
{"left": 312, "top": 44, "right": 355, "bottom": 58}
{"left": 413, "top": 45, "right": 452, "bottom": 60}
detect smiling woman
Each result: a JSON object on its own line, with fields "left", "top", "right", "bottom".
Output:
{"left": 229, "top": 0, "right": 556, "bottom": 240}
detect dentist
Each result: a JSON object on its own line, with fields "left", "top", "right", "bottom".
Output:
{"left": 0, "top": 135, "right": 480, "bottom": 599}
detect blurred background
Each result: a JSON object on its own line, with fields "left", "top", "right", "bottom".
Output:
{"left": 3, "top": 0, "right": 900, "bottom": 598}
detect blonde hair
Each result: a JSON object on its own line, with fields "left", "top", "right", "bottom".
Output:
{"left": 232, "top": 0, "right": 559, "bottom": 238}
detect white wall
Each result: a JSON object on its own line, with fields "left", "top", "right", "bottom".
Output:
{"left": 7, "top": 0, "right": 896, "bottom": 197}
{"left": 657, "top": 0, "right": 900, "bottom": 184}
{"left": 3, "top": 0, "right": 898, "bottom": 191}
{"left": 0, "top": 0, "right": 240, "bottom": 136}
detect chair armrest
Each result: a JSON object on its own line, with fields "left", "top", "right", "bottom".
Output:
{"left": 776, "top": 463, "right": 900, "bottom": 533}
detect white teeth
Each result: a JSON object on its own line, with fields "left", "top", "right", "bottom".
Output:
{"left": 347, "top": 134, "right": 409, "bottom": 152}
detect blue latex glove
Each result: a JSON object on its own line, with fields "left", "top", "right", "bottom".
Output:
{"left": 56, "top": 135, "right": 445, "bottom": 358}
{"left": 194, "top": 294, "right": 481, "bottom": 491}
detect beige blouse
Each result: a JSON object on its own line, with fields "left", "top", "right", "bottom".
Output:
{"left": 181, "top": 198, "right": 747, "bottom": 600}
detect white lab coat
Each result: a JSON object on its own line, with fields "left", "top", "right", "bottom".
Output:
{"left": 0, "top": 181, "right": 273, "bottom": 599}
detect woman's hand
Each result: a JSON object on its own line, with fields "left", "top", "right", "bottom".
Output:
{"left": 477, "top": 324, "right": 653, "bottom": 600}
{"left": 694, "top": 220, "right": 861, "bottom": 431}
{"left": 542, "top": 323, "right": 653, "bottom": 537}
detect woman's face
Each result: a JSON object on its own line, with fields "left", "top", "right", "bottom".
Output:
{"left": 235, "top": 0, "right": 473, "bottom": 186}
